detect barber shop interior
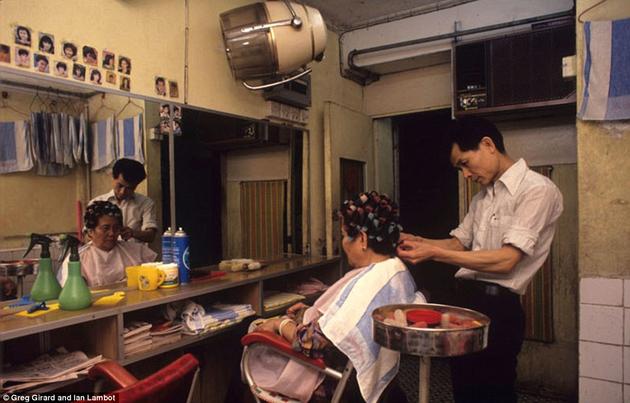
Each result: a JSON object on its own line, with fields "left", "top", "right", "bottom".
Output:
{"left": 0, "top": 0, "right": 628, "bottom": 402}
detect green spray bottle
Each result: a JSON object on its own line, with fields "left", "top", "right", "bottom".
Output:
{"left": 58, "top": 235, "right": 92, "bottom": 311}
{"left": 26, "top": 234, "right": 62, "bottom": 302}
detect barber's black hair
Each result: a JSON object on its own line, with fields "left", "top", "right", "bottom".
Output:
{"left": 112, "top": 158, "right": 146, "bottom": 184}
{"left": 447, "top": 116, "right": 506, "bottom": 154}
{"left": 84, "top": 201, "right": 123, "bottom": 229}
{"left": 339, "top": 191, "right": 402, "bottom": 255}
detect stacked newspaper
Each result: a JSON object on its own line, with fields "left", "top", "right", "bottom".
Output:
{"left": 0, "top": 348, "right": 103, "bottom": 393}
{"left": 123, "top": 321, "right": 152, "bottom": 357}
{"left": 150, "top": 320, "right": 183, "bottom": 348}
{"left": 181, "top": 302, "right": 255, "bottom": 335}
{"left": 263, "top": 291, "right": 306, "bottom": 310}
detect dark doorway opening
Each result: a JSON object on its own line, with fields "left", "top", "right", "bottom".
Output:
{"left": 394, "top": 109, "right": 459, "bottom": 304}
{"left": 161, "top": 109, "right": 223, "bottom": 269}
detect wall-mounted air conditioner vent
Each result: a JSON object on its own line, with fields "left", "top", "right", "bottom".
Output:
{"left": 454, "top": 18, "right": 576, "bottom": 116}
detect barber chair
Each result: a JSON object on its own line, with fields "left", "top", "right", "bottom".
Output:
{"left": 82, "top": 353, "right": 199, "bottom": 403}
{"left": 241, "top": 331, "right": 353, "bottom": 403}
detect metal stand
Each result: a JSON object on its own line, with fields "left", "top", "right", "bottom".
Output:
{"left": 419, "top": 356, "right": 431, "bottom": 403}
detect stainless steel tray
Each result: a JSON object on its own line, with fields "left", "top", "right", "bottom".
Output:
{"left": 372, "top": 303, "right": 490, "bottom": 357}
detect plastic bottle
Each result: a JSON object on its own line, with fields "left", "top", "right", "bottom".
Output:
{"left": 58, "top": 235, "right": 92, "bottom": 310}
{"left": 26, "top": 234, "right": 62, "bottom": 302}
{"left": 174, "top": 228, "right": 190, "bottom": 284}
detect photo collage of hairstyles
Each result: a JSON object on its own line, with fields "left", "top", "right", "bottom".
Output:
{"left": 158, "top": 103, "right": 182, "bottom": 136}
{"left": 3, "top": 24, "right": 133, "bottom": 93}
{"left": 154, "top": 76, "right": 179, "bottom": 99}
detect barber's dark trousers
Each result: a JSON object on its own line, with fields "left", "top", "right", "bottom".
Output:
{"left": 450, "top": 280, "right": 525, "bottom": 403}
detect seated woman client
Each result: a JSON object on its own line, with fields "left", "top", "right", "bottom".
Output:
{"left": 246, "top": 191, "right": 425, "bottom": 403}
{"left": 58, "top": 201, "right": 157, "bottom": 287}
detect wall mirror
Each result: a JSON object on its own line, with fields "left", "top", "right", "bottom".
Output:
{"left": 0, "top": 66, "right": 309, "bottom": 299}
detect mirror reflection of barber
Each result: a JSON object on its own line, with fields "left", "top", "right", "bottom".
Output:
{"left": 89, "top": 159, "right": 157, "bottom": 244}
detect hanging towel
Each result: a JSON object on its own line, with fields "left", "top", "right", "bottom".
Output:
{"left": 0, "top": 120, "right": 33, "bottom": 174}
{"left": 116, "top": 113, "right": 144, "bottom": 163}
{"left": 578, "top": 18, "right": 630, "bottom": 120}
{"left": 80, "top": 113, "right": 89, "bottom": 164}
{"left": 90, "top": 117, "right": 116, "bottom": 171}
{"left": 61, "top": 113, "right": 74, "bottom": 168}
{"left": 51, "top": 113, "right": 64, "bottom": 164}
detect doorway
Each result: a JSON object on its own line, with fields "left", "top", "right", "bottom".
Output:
{"left": 394, "top": 109, "right": 459, "bottom": 303}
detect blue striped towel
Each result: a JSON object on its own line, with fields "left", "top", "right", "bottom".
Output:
{"left": 90, "top": 117, "right": 116, "bottom": 171}
{"left": 0, "top": 120, "right": 34, "bottom": 174}
{"left": 578, "top": 18, "right": 630, "bottom": 120}
{"left": 318, "top": 258, "right": 425, "bottom": 403}
{"left": 116, "top": 113, "right": 144, "bottom": 163}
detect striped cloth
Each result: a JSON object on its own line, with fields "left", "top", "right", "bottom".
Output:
{"left": 90, "top": 117, "right": 116, "bottom": 170}
{"left": 318, "top": 258, "right": 425, "bottom": 403}
{"left": 578, "top": 17, "right": 630, "bottom": 120}
{"left": 0, "top": 120, "right": 33, "bottom": 173}
{"left": 116, "top": 114, "right": 144, "bottom": 163}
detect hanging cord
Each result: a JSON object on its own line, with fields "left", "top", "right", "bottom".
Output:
{"left": 578, "top": 0, "right": 608, "bottom": 23}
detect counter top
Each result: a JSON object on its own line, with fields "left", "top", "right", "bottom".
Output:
{"left": 0, "top": 255, "right": 340, "bottom": 342}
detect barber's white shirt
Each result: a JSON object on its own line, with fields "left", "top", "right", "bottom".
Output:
{"left": 58, "top": 241, "right": 157, "bottom": 287}
{"left": 450, "top": 158, "right": 563, "bottom": 295}
{"left": 90, "top": 190, "right": 157, "bottom": 241}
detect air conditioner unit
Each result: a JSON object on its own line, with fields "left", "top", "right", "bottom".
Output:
{"left": 454, "top": 18, "right": 576, "bottom": 116}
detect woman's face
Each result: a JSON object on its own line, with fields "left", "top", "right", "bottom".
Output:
{"left": 341, "top": 225, "right": 366, "bottom": 268}
{"left": 18, "top": 29, "right": 28, "bottom": 41}
{"left": 64, "top": 47, "right": 74, "bottom": 58}
{"left": 36, "top": 59, "right": 47, "bottom": 72}
{"left": 120, "top": 59, "right": 128, "bottom": 72}
{"left": 88, "top": 215, "right": 121, "bottom": 251}
{"left": 41, "top": 41, "right": 51, "bottom": 51}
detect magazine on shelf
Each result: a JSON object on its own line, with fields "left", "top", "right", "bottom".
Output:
{"left": 123, "top": 321, "right": 152, "bottom": 339}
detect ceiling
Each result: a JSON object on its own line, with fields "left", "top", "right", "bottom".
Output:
{"left": 300, "top": 0, "right": 475, "bottom": 32}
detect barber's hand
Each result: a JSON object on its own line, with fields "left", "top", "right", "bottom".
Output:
{"left": 399, "top": 232, "right": 424, "bottom": 243}
{"left": 120, "top": 227, "right": 134, "bottom": 241}
{"left": 397, "top": 239, "right": 435, "bottom": 264}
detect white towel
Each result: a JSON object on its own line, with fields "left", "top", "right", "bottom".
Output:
{"left": 116, "top": 113, "right": 144, "bottom": 163}
{"left": 0, "top": 120, "right": 33, "bottom": 173}
{"left": 90, "top": 117, "right": 116, "bottom": 171}
{"left": 578, "top": 18, "right": 630, "bottom": 120}
{"left": 318, "top": 258, "right": 425, "bottom": 403}
{"left": 61, "top": 113, "right": 74, "bottom": 168}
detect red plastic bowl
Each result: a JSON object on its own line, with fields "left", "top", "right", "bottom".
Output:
{"left": 406, "top": 309, "right": 442, "bottom": 325}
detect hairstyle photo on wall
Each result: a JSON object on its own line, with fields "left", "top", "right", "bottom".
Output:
{"left": 38, "top": 33, "right": 54, "bottom": 54}
{"left": 106, "top": 71, "right": 116, "bottom": 85}
{"left": 155, "top": 76, "right": 166, "bottom": 96}
{"left": 102, "top": 50, "right": 115, "bottom": 70}
{"left": 169, "top": 80, "right": 179, "bottom": 98}
{"left": 62, "top": 42, "right": 77, "bottom": 61}
{"left": 82, "top": 46, "right": 97, "bottom": 66}
{"left": 14, "top": 26, "right": 31, "bottom": 46}
{"left": 72, "top": 63, "right": 86, "bottom": 81}
{"left": 34, "top": 54, "right": 49, "bottom": 73}
{"left": 90, "top": 68, "right": 102, "bottom": 85}
{"left": 118, "top": 56, "right": 131, "bottom": 75}
{"left": 0, "top": 45, "right": 10, "bottom": 64}
{"left": 15, "top": 47, "right": 30, "bottom": 68}
{"left": 120, "top": 76, "right": 130, "bottom": 92}
{"left": 54, "top": 61, "right": 68, "bottom": 77}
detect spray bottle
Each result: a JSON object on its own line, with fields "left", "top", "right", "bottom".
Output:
{"left": 26, "top": 234, "right": 62, "bottom": 302}
{"left": 58, "top": 235, "right": 92, "bottom": 310}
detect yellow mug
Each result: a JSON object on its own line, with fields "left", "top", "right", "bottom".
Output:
{"left": 125, "top": 266, "right": 142, "bottom": 289}
{"left": 138, "top": 266, "right": 165, "bottom": 291}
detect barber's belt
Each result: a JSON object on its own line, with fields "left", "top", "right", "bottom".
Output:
{"left": 456, "top": 279, "right": 515, "bottom": 298}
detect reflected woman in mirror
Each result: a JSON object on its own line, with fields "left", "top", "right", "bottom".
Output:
{"left": 57, "top": 201, "right": 157, "bottom": 288}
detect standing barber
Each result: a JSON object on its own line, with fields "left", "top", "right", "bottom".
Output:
{"left": 397, "top": 116, "right": 563, "bottom": 403}
{"left": 91, "top": 158, "right": 157, "bottom": 243}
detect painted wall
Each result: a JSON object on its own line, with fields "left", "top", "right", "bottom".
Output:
{"left": 575, "top": 0, "right": 630, "bottom": 401}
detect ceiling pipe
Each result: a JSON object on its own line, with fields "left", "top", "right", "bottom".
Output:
{"left": 346, "top": 9, "right": 574, "bottom": 85}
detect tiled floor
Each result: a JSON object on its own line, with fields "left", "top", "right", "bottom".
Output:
{"left": 398, "top": 356, "right": 570, "bottom": 403}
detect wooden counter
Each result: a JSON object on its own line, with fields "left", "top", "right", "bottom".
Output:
{"left": 0, "top": 255, "right": 341, "bottom": 369}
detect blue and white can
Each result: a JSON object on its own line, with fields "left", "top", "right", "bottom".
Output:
{"left": 161, "top": 228, "right": 173, "bottom": 263}
{"left": 174, "top": 227, "right": 190, "bottom": 284}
